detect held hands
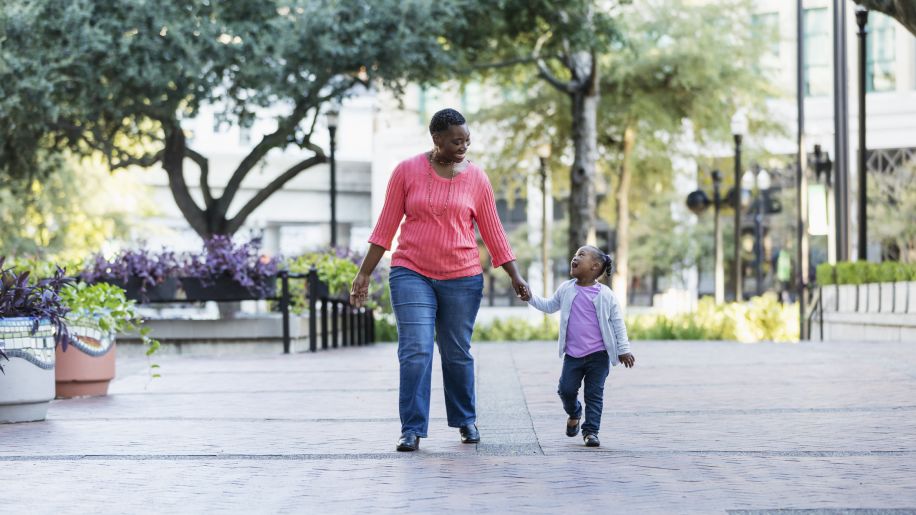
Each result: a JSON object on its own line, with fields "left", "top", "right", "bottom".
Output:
{"left": 618, "top": 353, "right": 636, "bottom": 368}
{"left": 512, "top": 275, "right": 531, "bottom": 302}
{"left": 350, "top": 273, "right": 370, "bottom": 308}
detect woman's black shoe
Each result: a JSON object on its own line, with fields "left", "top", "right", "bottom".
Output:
{"left": 396, "top": 433, "right": 420, "bottom": 452}
{"left": 459, "top": 424, "right": 480, "bottom": 444}
{"left": 583, "top": 433, "right": 600, "bottom": 447}
{"left": 566, "top": 417, "right": 580, "bottom": 437}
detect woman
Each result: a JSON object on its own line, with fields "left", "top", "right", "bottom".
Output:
{"left": 350, "top": 108, "right": 529, "bottom": 452}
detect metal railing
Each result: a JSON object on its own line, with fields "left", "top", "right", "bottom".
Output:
{"left": 104, "top": 267, "right": 374, "bottom": 354}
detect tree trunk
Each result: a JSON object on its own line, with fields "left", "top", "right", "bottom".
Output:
{"left": 567, "top": 52, "right": 599, "bottom": 258}
{"left": 612, "top": 124, "right": 635, "bottom": 308}
{"left": 162, "top": 127, "right": 209, "bottom": 237}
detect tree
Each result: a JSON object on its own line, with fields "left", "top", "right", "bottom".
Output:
{"left": 0, "top": 0, "right": 481, "bottom": 238}
{"left": 475, "top": 0, "right": 779, "bottom": 306}
{"left": 854, "top": 0, "right": 916, "bottom": 37}
{"left": 0, "top": 154, "right": 148, "bottom": 262}
{"left": 456, "top": 0, "right": 623, "bottom": 257}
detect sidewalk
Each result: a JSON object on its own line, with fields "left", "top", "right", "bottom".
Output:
{"left": 2, "top": 340, "right": 915, "bottom": 513}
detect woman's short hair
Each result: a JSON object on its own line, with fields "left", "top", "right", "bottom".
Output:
{"left": 429, "top": 108, "right": 466, "bottom": 135}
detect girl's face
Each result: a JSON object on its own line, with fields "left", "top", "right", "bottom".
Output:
{"left": 570, "top": 246, "right": 601, "bottom": 282}
{"left": 432, "top": 124, "right": 471, "bottom": 163}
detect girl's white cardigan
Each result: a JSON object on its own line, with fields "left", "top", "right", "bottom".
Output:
{"left": 528, "top": 279, "right": 631, "bottom": 366}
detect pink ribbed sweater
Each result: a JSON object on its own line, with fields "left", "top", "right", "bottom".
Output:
{"left": 368, "top": 153, "right": 515, "bottom": 280}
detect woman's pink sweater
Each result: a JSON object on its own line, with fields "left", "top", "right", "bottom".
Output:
{"left": 368, "top": 153, "right": 515, "bottom": 280}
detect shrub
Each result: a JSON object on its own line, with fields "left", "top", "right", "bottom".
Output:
{"left": 472, "top": 316, "right": 559, "bottom": 342}
{"left": 835, "top": 261, "right": 863, "bottom": 285}
{"left": 182, "top": 235, "right": 278, "bottom": 296}
{"left": 82, "top": 247, "right": 180, "bottom": 293}
{"left": 816, "top": 263, "right": 835, "bottom": 285}
{"left": 0, "top": 257, "right": 72, "bottom": 371}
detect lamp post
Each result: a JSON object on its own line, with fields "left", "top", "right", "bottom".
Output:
{"left": 326, "top": 105, "right": 340, "bottom": 248}
{"left": 855, "top": 6, "right": 868, "bottom": 261}
{"left": 796, "top": 0, "right": 810, "bottom": 338}
{"left": 832, "top": 0, "right": 850, "bottom": 262}
{"left": 537, "top": 143, "right": 552, "bottom": 297}
{"left": 731, "top": 111, "right": 748, "bottom": 302}
{"left": 686, "top": 169, "right": 724, "bottom": 304}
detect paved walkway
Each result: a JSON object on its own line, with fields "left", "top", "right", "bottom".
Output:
{"left": 2, "top": 340, "right": 916, "bottom": 514}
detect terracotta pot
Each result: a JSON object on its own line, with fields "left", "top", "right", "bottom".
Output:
{"left": 55, "top": 319, "right": 116, "bottom": 399}
{"left": 0, "top": 318, "right": 56, "bottom": 424}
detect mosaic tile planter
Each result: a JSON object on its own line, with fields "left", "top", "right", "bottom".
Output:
{"left": 56, "top": 318, "right": 116, "bottom": 399}
{"left": 0, "top": 318, "right": 56, "bottom": 424}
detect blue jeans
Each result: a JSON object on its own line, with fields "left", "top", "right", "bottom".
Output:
{"left": 557, "top": 350, "right": 610, "bottom": 435}
{"left": 389, "top": 266, "right": 483, "bottom": 437}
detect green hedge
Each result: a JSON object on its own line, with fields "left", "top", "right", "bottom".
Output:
{"left": 817, "top": 261, "right": 916, "bottom": 285}
{"left": 375, "top": 294, "right": 798, "bottom": 343}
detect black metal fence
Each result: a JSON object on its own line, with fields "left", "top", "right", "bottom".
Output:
{"left": 283, "top": 268, "right": 375, "bottom": 354}
{"left": 115, "top": 266, "right": 374, "bottom": 354}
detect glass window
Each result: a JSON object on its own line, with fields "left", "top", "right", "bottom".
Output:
{"left": 804, "top": 7, "right": 830, "bottom": 97}
{"left": 752, "top": 12, "right": 780, "bottom": 61}
{"left": 867, "top": 12, "right": 896, "bottom": 92}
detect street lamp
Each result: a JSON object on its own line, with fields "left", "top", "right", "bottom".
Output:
{"left": 731, "top": 111, "right": 748, "bottom": 301}
{"left": 743, "top": 165, "right": 771, "bottom": 296}
{"left": 326, "top": 104, "right": 340, "bottom": 248}
{"left": 855, "top": 6, "right": 869, "bottom": 260}
{"left": 686, "top": 169, "right": 724, "bottom": 304}
{"left": 537, "top": 143, "right": 552, "bottom": 297}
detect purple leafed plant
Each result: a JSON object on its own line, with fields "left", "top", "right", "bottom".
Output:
{"left": 82, "top": 248, "right": 180, "bottom": 293}
{"left": 182, "top": 235, "right": 280, "bottom": 296}
{"left": 0, "top": 257, "right": 72, "bottom": 372}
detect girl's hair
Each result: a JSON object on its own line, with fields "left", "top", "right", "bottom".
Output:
{"left": 429, "top": 108, "right": 466, "bottom": 134}
{"left": 586, "top": 246, "right": 614, "bottom": 279}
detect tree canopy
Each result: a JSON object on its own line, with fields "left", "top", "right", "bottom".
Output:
{"left": 0, "top": 0, "right": 484, "bottom": 236}
{"left": 854, "top": 0, "right": 916, "bottom": 36}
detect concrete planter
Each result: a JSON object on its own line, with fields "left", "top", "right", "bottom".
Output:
{"left": 56, "top": 319, "right": 116, "bottom": 399}
{"left": 857, "top": 285, "right": 870, "bottom": 313}
{"left": 837, "top": 285, "right": 858, "bottom": 312}
{"left": 181, "top": 275, "right": 277, "bottom": 302}
{"left": 910, "top": 282, "right": 916, "bottom": 315}
{"left": 893, "top": 282, "right": 909, "bottom": 314}
{"left": 821, "top": 285, "right": 838, "bottom": 312}
{"left": 867, "top": 283, "right": 881, "bottom": 313}
{"left": 0, "top": 318, "right": 56, "bottom": 424}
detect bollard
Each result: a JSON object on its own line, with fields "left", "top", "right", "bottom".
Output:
{"left": 307, "top": 266, "right": 318, "bottom": 352}
{"left": 280, "top": 271, "right": 291, "bottom": 354}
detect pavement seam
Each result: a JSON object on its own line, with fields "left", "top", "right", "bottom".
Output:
{"left": 509, "top": 343, "right": 545, "bottom": 456}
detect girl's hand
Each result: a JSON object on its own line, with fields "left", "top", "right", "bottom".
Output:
{"left": 618, "top": 353, "right": 635, "bottom": 368}
{"left": 350, "top": 273, "right": 371, "bottom": 308}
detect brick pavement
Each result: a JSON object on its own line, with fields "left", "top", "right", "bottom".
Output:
{"left": 1, "top": 340, "right": 915, "bottom": 514}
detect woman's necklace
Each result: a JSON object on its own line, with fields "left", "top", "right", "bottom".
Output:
{"left": 426, "top": 151, "right": 456, "bottom": 216}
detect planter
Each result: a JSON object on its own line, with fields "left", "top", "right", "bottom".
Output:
{"left": 893, "top": 281, "right": 909, "bottom": 314}
{"left": 107, "top": 277, "right": 179, "bottom": 303}
{"left": 181, "top": 275, "right": 277, "bottom": 302}
{"left": 857, "top": 284, "right": 870, "bottom": 313}
{"left": 0, "top": 318, "right": 56, "bottom": 423}
{"left": 837, "top": 284, "right": 858, "bottom": 312}
{"left": 821, "top": 285, "right": 838, "bottom": 312}
{"left": 867, "top": 283, "right": 881, "bottom": 313}
{"left": 55, "top": 319, "right": 116, "bottom": 399}
{"left": 877, "top": 282, "right": 894, "bottom": 314}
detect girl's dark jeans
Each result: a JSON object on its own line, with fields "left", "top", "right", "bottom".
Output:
{"left": 557, "top": 350, "right": 610, "bottom": 435}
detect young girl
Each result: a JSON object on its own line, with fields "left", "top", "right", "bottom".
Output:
{"left": 525, "top": 245, "right": 635, "bottom": 447}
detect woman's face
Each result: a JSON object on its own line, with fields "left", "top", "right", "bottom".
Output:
{"left": 433, "top": 124, "right": 471, "bottom": 163}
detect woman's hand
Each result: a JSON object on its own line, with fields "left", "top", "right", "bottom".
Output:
{"left": 511, "top": 274, "right": 530, "bottom": 302}
{"left": 350, "top": 272, "right": 371, "bottom": 307}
